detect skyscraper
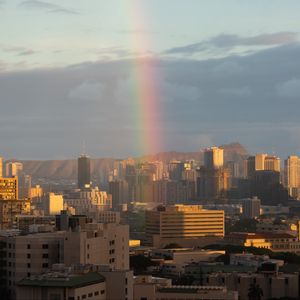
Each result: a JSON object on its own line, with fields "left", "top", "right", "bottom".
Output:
{"left": 204, "top": 147, "right": 224, "bottom": 169}
{"left": 5, "top": 161, "right": 23, "bottom": 177}
{"left": 0, "top": 156, "right": 2, "bottom": 177}
{"left": 78, "top": 154, "right": 91, "bottom": 189}
{"left": 284, "top": 155, "right": 300, "bottom": 198}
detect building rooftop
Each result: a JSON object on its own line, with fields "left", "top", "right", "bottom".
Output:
{"left": 227, "top": 232, "right": 295, "bottom": 239}
{"left": 18, "top": 272, "right": 105, "bottom": 288}
{"left": 158, "top": 286, "right": 227, "bottom": 294}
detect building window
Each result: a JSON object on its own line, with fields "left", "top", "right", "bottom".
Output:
{"left": 42, "top": 244, "right": 48, "bottom": 249}
{"left": 94, "top": 292, "right": 99, "bottom": 296}
{"left": 82, "top": 295, "right": 87, "bottom": 299}
{"left": 27, "top": 254, "right": 31, "bottom": 259}
{"left": 27, "top": 244, "right": 31, "bottom": 249}
{"left": 27, "top": 273, "right": 31, "bottom": 277}
{"left": 27, "top": 263, "right": 31, "bottom": 268}
{"left": 101, "top": 290, "right": 105, "bottom": 294}
{"left": 88, "top": 293, "right": 92, "bottom": 298}
{"left": 42, "top": 253, "right": 49, "bottom": 259}
{"left": 42, "top": 263, "right": 48, "bottom": 268}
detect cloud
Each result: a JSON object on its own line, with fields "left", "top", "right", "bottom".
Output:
{"left": 68, "top": 81, "right": 105, "bottom": 101}
{"left": 165, "top": 32, "right": 299, "bottom": 55}
{"left": 19, "top": 0, "right": 79, "bottom": 15}
{"left": 1, "top": 44, "right": 300, "bottom": 158}
{"left": 277, "top": 78, "right": 300, "bottom": 97}
{"left": 1, "top": 45, "right": 38, "bottom": 56}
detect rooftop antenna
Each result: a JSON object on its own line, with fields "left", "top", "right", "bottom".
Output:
{"left": 82, "top": 140, "right": 86, "bottom": 156}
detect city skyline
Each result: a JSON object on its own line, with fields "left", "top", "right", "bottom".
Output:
{"left": 1, "top": 1, "right": 300, "bottom": 159}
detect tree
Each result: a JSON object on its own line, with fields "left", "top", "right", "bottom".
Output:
{"left": 248, "top": 283, "right": 263, "bottom": 300}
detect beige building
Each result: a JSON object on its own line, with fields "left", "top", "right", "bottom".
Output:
{"left": 98, "top": 267, "right": 133, "bottom": 300}
{"left": 0, "top": 231, "right": 66, "bottom": 299}
{"left": 255, "top": 153, "right": 280, "bottom": 172}
{"left": 43, "top": 192, "right": 64, "bottom": 215}
{"left": 284, "top": 155, "right": 300, "bottom": 198}
{"left": 145, "top": 205, "right": 224, "bottom": 247}
{"left": 5, "top": 162, "right": 23, "bottom": 177}
{"left": 201, "top": 269, "right": 298, "bottom": 300}
{"left": 204, "top": 147, "right": 224, "bottom": 169}
{"left": 0, "top": 156, "right": 3, "bottom": 177}
{"left": 0, "top": 199, "right": 31, "bottom": 229}
{"left": 64, "top": 222, "right": 129, "bottom": 270}
{"left": 0, "top": 177, "right": 18, "bottom": 200}
{"left": 225, "top": 232, "right": 300, "bottom": 253}
{"left": 134, "top": 276, "right": 238, "bottom": 300}
{"left": 64, "top": 187, "right": 112, "bottom": 215}
{"left": 17, "top": 271, "right": 106, "bottom": 300}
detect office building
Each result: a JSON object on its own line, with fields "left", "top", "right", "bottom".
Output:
{"left": 145, "top": 205, "right": 224, "bottom": 247}
{"left": 0, "top": 177, "right": 18, "bottom": 200}
{"left": 0, "top": 199, "right": 31, "bottom": 229}
{"left": 242, "top": 197, "right": 261, "bottom": 219}
{"left": 134, "top": 276, "right": 238, "bottom": 300}
{"left": 43, "top": 192, "right": 64, "bottom": 215}
{"left": 0, "top": 156, "right": 2, "bottom": 177}
{"left": 63, "top": 222, "right": 129, "bottom": 270}
{"left": 109, "top": 180, "right": 129, "bottom": 210}
{"left": 284, "top": 155, "right": 300, "bottom": 198}
{"left": 17, "top": 271, "right": 106, "bottom": 300}
{"left": 204, "top": 147, "right": 224, "bottom": 169}
{"left": 5, "top": 162, "right": 23, "bottom": 177}
{"left": 78, "top": 154, "right": 91, "bottom": 189}
{"left": 197, "top": 167, "right": 230, "bottom": 199}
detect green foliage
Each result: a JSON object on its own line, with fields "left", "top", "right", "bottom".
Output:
{"left": 130, "top": 255, "right": 157, "bottom": 274}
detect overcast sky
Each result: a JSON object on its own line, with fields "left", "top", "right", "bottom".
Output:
{"left": 1, "top": 1, "right": 300, "bottom": 159}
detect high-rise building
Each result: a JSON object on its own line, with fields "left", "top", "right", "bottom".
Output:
{"left": 204, "top": 147, "right": 224, "bottom": 169}
{"left": 43, "top": 193, "right": 64, "bottom": 215}
{"left": 109, "top": 180, "right": 129, "bottom": 210}
{"left": 197, "top": 167, "right": 230, "bottom": 199}
{"left": 0, "top": 156, "right": 3, "bottom": 177}
{"left": 0, "top": 177, "right": 18, "bottom": 200}
{"left": 168, "top": 161, "right": 185, "bottom": 181}
{"left": 77, "top": 154, "right": 91, "bottom": 189}
{"left": 5, "top": 162, "right": 23, "bottom": 177}
{"left": 242, "top": 197, "right": 261, "bottom": 219}
{"left": 244, "top": 154, "right": 281, "bottom": 179}
{"left": 284, "top": 155, "right": 300, "bottom": 198}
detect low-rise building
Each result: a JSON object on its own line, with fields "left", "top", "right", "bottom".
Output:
{"left": 225, "top": 232, "right": 300, "bottom": 252}
{"left": 17, "top": 271, "right": 106, "bottom": 300}
{"left": 145, "top": 205, "right": 224, "bottom": 248}
{"left": 133, "top": 276, "right": 238, "bottom": 300}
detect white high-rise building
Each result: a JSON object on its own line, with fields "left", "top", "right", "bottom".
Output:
{"left": 5, "top": 162, "right": 23, "bottom": 177}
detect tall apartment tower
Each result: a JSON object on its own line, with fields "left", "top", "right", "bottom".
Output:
{"left": 284, "top": 155, "right": 300, "bottom": 198}
{"left": 244, "top": 154, "right": 280, "bottom": 179}
{"left": 0, "top": 156, "right": 3, "bottom": 177}
{"left": 77, "top": 154, "right": 91, "bottom": 189}
{"left": 5, "top": 162, "right": 23, "bottom": 177}
{"left": 204, "top": 147, "right": 224, "bottom": 169}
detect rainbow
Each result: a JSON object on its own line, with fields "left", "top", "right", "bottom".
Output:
{"left": 126, "top": 1, "right": 164, "bottom": 157}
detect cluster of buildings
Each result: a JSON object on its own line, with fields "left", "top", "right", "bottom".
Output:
{"left": 2, "top": 146, "right": 300, "bottom": 299}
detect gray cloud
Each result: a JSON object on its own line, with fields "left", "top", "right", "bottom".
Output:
{"left": 19, "top": 0, "right": 79, "bottom": 15}
{"left": 165, "top": 32, "right": 299, "bottom": 55}
{"left": 1, "top": 44, "right": 300, "bottom": 159}
{"left": 277, "top": 78, "right": 300, "bottom": 97}
{"left": 1, "top": 45, "right": 38, "bottom": 56}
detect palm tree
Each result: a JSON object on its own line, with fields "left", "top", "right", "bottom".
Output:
{"left": 248, "top": 283, "right": 264, "bottom": 300}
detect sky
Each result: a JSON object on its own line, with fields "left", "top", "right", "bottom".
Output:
{"left": 1, "top": 0, "right": 300, "bottom": 159}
